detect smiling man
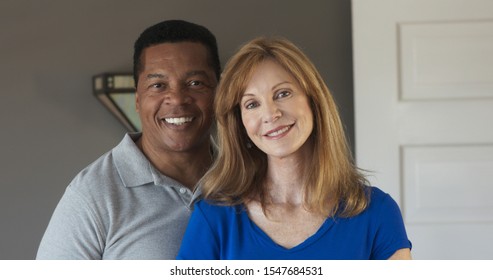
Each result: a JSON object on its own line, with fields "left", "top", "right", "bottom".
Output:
{"left": 37, "top": 20, "right": 220, "bottom": 259}
{"left": 135, "top": 40, "right": 217, "bottom": 189}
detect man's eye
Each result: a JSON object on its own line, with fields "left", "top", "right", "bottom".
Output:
{"left": 151, "top": 83, "right": 164, "bottom": 89}
{"left": 188, "top": 80, "right": 204, "bottom": 87}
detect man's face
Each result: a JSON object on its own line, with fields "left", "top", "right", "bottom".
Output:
{"left": 135, "top": 42, "right": 217, "bottom": 154}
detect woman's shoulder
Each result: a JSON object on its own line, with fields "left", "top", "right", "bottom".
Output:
{"left": 194, "top": 199, "right": 244, "bottom": 217}
{"left": 367, "top": 186, "right": 392, "bottom": 202}
{"left": 366, "top": 186, "right": 402, "bottom": 214}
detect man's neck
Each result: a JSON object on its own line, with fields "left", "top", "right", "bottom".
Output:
{"left": 136, "top": 138, "right": 213, "bottom": 190}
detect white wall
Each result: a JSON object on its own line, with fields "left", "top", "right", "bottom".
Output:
{"left": 0, "top": 0, "right": 353, "bottom": 259}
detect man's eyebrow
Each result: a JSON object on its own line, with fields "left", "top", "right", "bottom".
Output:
{"left": 144, "top": 71, "right": 210, "bottom": 80}
{"left": 145, "top": 73, "right": 167, "bottom": 80}
{"left": 185, "top": 70, "right": 209, "bottom": 78}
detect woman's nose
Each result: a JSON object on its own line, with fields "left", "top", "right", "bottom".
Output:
{"left": 263, "top": 102, "right": 282, "bottom": 123}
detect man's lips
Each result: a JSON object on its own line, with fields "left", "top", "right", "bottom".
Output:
{"left": 162, "top": 116, "right": 194, "bottom": 126}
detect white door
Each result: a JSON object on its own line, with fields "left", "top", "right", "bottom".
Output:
{"left": 352, "top": 0, "right": 493, "bottom": 259}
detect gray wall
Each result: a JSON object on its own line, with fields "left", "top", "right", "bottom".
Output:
{"left": 0, "top": 0, "right": 353, "bottom": 259}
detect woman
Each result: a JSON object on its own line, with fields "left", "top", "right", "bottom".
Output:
{"left": 177, "top": 37, "right": 412, "bottom": 259}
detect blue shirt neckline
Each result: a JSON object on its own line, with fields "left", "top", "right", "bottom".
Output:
{"left": 240, "top": 207, "right": 335, "bottom": 253}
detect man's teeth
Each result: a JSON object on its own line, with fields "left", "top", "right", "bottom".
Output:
{"left": 267, "top": 126, "right": 290, "bottom": 137}
{"left": 164, "top": 117, "right": 193, "bottom": 125}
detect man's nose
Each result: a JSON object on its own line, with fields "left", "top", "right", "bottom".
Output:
{"left": 165, "top": 86, "right": 192, "bottom": 105}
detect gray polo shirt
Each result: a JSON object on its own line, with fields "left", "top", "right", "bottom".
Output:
{"left": 36, "top": 133, "right": 199, "bottom": 259}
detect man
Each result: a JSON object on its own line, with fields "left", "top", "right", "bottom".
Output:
{"left": 36, "top": 20, "right": 220, "bottom": 259}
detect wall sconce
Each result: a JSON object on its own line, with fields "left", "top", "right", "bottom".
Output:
{"left": 93, "top": 73, "right": 141, "bottom": 132}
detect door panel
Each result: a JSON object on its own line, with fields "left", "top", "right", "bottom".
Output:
{"left": 352, "top": 0, "right": 493, "bottom": 259}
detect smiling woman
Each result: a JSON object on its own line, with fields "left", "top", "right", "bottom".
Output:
{"left": 240, "top": 58, "right": 313, "bottom": 160}
{"left": 177, "top": 37, "right": 412, "bottom": 260}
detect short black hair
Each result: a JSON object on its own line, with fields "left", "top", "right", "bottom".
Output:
{"left": 133, "top": 19, "right": 220, "bottom": 86}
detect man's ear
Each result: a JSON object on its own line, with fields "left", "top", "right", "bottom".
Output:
{"left": 135, "top": 91, "right": 140, "bottom": 113}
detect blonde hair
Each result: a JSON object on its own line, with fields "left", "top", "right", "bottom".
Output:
{"left": 201, "top": 37, "right": 369, "bottom": 217}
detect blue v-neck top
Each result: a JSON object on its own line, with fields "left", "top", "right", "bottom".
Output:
{"left": 177, "top": 187, "right": 411, "bottom": 260}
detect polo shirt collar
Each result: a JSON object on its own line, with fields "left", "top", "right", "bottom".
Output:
{"left": 112, "top": 133, "right": 154, "bottom": 187}
{"left": 113, "top": 133, "right": 191, "bottom": 191}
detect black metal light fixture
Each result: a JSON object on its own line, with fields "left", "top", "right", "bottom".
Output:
{"left": 93, "top": 73, "right": 141, "bottom": 132}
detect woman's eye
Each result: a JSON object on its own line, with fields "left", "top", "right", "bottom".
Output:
{"left": 245, "top": 101, "right": 259, "bottom": 109}
{"left": 276, "top": 90, "right": 291, "bottom": 99}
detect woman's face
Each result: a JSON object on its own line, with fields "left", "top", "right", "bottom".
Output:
{"left": 240, "top": 59, "right": 314, "bottom": 160}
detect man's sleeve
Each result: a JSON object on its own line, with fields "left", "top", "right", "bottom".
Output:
{"left": 36, "top": 186, "right": 105, "bottom": 259}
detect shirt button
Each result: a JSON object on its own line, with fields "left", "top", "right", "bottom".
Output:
{"left": 179, "top": 188, "right": 187, "bottom": 194}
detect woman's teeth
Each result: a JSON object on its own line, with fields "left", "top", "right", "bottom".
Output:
{"left": 267, "top": 126, "right": 290, "bottom": 137}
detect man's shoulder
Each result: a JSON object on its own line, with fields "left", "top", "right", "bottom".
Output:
{"left": 68, "top": 148, "right": 121, "bottom": 193}
{"left": 69, "top": 133, "right": 141, "bottom": 187}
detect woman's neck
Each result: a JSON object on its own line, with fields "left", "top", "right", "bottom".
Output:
{"left": 264, "top": 143, "right": 313, "bottom": 205}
